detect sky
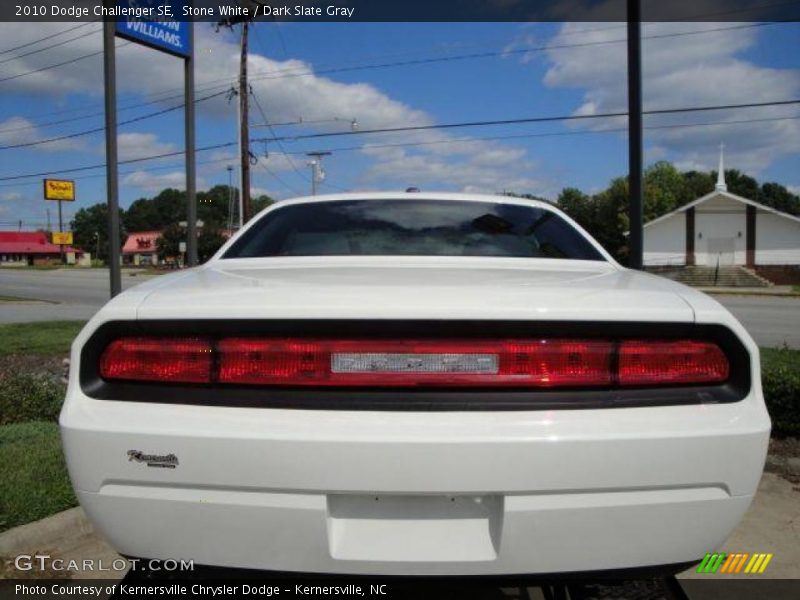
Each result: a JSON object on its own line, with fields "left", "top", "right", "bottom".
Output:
{"left": 0, "top": 18, "right": 798, "bottom": 231}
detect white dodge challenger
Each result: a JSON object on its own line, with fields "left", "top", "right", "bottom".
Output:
{"left": 61, "top": 192, "right": 770, "bottom": 576}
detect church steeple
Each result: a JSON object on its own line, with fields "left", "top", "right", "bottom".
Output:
{"left": 715, "top": 143, "right": 727, "bottom": 192}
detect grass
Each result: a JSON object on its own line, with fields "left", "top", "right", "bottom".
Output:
{"left": 761, "top": 346, "right": 799, "bottom": 369}
{"left": 0, "top": 295, "right": 35, "bottom": 302}
{"left": 0, "top": 321, "right": 85, "bottom": 357}
{"left": 0, "top": 295, "right": 57, "bottom": 303}
{"left": 0, "top": 422, "right": 77, "bottom": 532}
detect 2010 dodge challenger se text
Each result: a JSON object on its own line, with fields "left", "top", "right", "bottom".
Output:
{"left": 60, "top": 192, "right": 770, "bottom": 576}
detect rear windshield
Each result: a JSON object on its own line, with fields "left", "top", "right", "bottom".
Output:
{"left": 222, "top": 199, "right": 605, "bottom": 261}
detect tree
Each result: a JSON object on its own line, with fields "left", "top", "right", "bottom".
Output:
{"left": 198, "top": 185, "right": 233, "bottom": 227}
{"left": 759, "top": 182, "right": 800, "bottom": 216}
{"left": 644, "top": 161, "right": 687, "bottom": 220}
{"left": 198, "top": 229, "right": 228, "bottom": 263}
{"left": 557, "top": 187, "right": 594, "bottom": 231}
{"left": 70, "top": 204, "right": 124, "bottom": 263}
{"left": 123, "top": 196, "right": 161, "bottom": 232}
{"left": 156, "top": 223, "right": 182, "bottom": 261}
{"left": 682, "top": 171, "right": 714, "bottom": 203}
{"left": 718, "top": 169, "right": 759, "bottom": 200}
{"left": 252, "top": 193, "right": 274, "bottom": 216}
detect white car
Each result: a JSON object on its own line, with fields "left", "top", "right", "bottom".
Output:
{"left": 61, "top": 192, "right": 770, "bottom": 576}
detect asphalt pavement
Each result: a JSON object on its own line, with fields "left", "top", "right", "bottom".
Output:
{"left": 0, "top": 268, "right": 156, "bottom": 323}
{"left": 0, "top": 268, "right": 798, "bottom": 347}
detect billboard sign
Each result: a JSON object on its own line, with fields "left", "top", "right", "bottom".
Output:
{"left": 114, "top": 1, "right": 192, "bottom": 58}
{"left": 43, "top": 179, "right": 75, "bottom": 201}
{"left": 52, "top": 232, "right": 74, "bottom": 246}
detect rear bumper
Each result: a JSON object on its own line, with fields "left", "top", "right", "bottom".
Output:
{"left": 61, "top": 393, "right": 770, "bottom": 575}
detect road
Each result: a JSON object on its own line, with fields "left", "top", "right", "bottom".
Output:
{"left": 714, "top": 295, "right": 800, "bottom": 348}
{"left": 0, "top": 268, "right": 157, "bottom": 323}
{"left": 1, "top": 268, "right": 799, "bottom": 347}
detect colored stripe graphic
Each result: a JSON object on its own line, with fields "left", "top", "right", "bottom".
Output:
{"left": 697, "top": 553, "right": 726, "bottom": 573}
{"left": 698, "top": 552, "right": 773, "bottom": 574}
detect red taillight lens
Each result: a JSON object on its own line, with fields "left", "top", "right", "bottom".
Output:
{"left": 618, "top": 340, "right": 729, "bottom": 386}
{"left": 99, "top": 337, "right": 213, "bottom": 383}
{"left": 216, "top": 338, "right": 613, "bottom": 387}
{"left": 98, "top": 336, "right": 730, "bottom": 388}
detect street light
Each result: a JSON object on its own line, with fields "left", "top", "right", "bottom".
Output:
{"left": 306, "top": 151, "right": 331, "bottom": 195}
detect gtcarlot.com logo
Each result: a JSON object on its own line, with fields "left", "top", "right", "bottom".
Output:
{"left": 697, "top": 552, "right": 773, "bottom": 574}
{"left": 12, "top": 554, "right": 194, "bottom": 573}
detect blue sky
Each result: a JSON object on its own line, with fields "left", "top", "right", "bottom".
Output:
{"left": 0, "top": 20, "right": 798, "bottom": 230}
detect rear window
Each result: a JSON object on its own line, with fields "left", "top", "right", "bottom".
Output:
{"left": 222, "top": 199, "right": 604, "bottom": 261}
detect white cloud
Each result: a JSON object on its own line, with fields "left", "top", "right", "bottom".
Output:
{"left": 536, "top": 21, "right": 800, "bottom": 174}
{"left": 1, "top": 191, "right": 22, "bottom": 201}
{"left": 116, "top": 133, "right": 176, "bottom": 162}
{"left": 0, "top": 116, "right": 84, "bottom": 152}
{"left": 0, "top": 23, "right": 554, "bottom": 196}
{"left": 122, "top": 169, "right": 207, "bottom": 194}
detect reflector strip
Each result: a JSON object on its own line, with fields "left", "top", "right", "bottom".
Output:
{"left": 331, "top": 353, "right": 498, "bottom": 374}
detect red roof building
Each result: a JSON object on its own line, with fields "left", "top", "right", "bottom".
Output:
{"left": 0, "top": 231, "right": 81, "bottom": 266}
{"left": 122, "top": 231, "right": 162, "bottom": 266}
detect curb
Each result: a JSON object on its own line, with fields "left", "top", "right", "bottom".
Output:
{"left": 701, "top": 289, "right": 800, "bottom": 298}
{"left": 0, "top": 507, "right": 91, "bottom": 555}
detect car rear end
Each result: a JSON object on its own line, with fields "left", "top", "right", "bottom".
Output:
{"left": 60, "top": 194, "right": 770, "bottom": 576}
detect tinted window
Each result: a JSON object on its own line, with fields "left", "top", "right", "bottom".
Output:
{"left": 223, "top": 199, "right": 604, "bottom": 261}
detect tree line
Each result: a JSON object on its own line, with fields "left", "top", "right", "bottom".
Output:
{"left": 70, "top": 162, "right": 798, "bottom": 265}
{"left": 551, "top": 162, "right": 799, "bottom": 262}
{"left": 70, "top": 186, "right": 272, "bottom": 263}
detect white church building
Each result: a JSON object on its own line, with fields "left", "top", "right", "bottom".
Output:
{"left": 643, "top": 148, "right": 800, "bottom": 268}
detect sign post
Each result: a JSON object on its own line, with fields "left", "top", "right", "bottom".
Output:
{"left": 104, "top": 0, "right": 196, "bottom": 297}
{"left": 43, "top": 178, "right": 75, "bottom": 264}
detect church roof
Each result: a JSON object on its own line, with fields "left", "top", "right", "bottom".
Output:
{"left": 644, "top": 189, "right": 800, "bottom": 229}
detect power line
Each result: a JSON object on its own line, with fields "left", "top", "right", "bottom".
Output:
{"left": 0, "top": 89, "right": 229, "bottom": 150}
{"left": 0, "top": 100, "right": 797, "bottom": 183}
{"left": 4, "top": 20, "right": 791, "bottom": 127}
{"left": 251, "top": 99, "right": 800, "bottom": 145}
{"left": 249, "top": 87, "right": 310, "bottom": 183}
{"left": 255, "top": 158, "right": 300, "bottom": 195}
{"left": 0, "top": 21, "right": 98, "bottom": 55}
{"left": 0, "top": 40, "right": 130, "bottom": 85}
{"left": 241, "top": 22, "right": 790, "bottom": 87}
{"left": 0, "top": 81, "right": 234, "bottom": 134}
{"left": 0, "top": 26, "right": 102, "bottom": 66}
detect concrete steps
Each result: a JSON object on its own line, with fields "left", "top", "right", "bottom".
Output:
{"left": 649, "top": 266, "right": 773, "bottom": 288}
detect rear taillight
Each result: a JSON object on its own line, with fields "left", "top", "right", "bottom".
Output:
{"left": 618, "top": 340, "right": 729, "bottom": 386}
{"left": 97, "top": 336, "right": 730, "bottom": 388}
{"left": 99, "top": 337, "right": 213, "bottom": 383}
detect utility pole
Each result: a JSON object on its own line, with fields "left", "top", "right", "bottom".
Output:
{"left": 627, "top": 0, "right": 644, "bottom": 270}
{"left": 239, "top": 21, "right": 252, "bottom": 223}
{"left": 306, "top": 151, "right": 331, "bottom": 195}
{"left": 226, "top": 165, "right": 235, "bottom": 233}
{"left": 103, "top": 8, "right": 122, "bottom": 296}
{"left": 185, "top": 21, "right": 198, "bottom": 266}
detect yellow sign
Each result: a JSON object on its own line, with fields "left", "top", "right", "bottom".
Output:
{"left": 43, "top": 179, "right": 75, "bottom": 201}
{"left": 52, "top": 232, "right": 73, "bottom": 245}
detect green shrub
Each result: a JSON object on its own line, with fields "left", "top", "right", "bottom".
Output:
{"left": 0, "top": 421, "right": 77, "bottom": 532}
{"left": 761, "top": 347, "right": 800, "bottom": 437}
{"left": 0, "top": 372, "right": 65, "bottom": 426}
